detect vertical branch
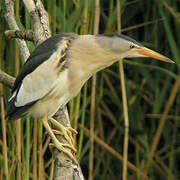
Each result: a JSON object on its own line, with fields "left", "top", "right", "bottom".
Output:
{"left": 116, "top": 1, "right": 129, "bottom": 180}
{"left": 5, "top": 0, "right": 30, "bottom": 61}
{"left": 89, "top": 0, "right": 100, "bottom": 180}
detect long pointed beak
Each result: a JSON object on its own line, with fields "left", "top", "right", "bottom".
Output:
{"left": 136, "top": 47, "right": 174, "bottom": 63}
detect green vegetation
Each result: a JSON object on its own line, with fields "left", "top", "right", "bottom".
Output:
{"left": 0, "top": 0, "right": 179, "bottom": 179}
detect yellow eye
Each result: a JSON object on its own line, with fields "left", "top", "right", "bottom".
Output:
{"left": 130, "top": 44, "right": 135, "bottom": 49}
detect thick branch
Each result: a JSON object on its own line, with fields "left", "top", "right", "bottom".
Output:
{"left": 53, "top": 108, "right": 85, "bottom": 180}
{"left": 3, "top": 0, "right": 84, "bottom": 179}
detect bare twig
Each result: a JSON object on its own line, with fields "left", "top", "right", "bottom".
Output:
{"left": 5, "top": 30, "right": 34, "bottom": 41}
{"left": 0, "top": 70, "right": 15, "bottom": 88}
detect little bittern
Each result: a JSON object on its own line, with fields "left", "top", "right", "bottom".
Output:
{"left": 6, "top": 33, "right": 174, "bottom": 162}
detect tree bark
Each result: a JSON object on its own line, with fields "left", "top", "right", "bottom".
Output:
{"left": 3, "top": 0, "right": 84, "bottom": 179}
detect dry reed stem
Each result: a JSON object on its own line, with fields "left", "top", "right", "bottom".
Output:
{"left": 89, "top": 74, "right": 96, "bottom": 180}
{"left": 145, "top": 114, "right": 180, "bottom": 120}
{"left": 15, "top": 41, "right": 22, "bottom": 180}
{"left": 119, "top": 60, "right": 129, "bottom": 180}
{"left": 79, "top": 125, "right": 149, "bottom": 180}
{"left": 89, "top": 0, "right": 100, "bottom": 180}
{"left": 140, "top": 74, "right": 180, "bottom": 178}
{"left": 49, "top": 159, "right": 54, "bottom": 180}
{"left": 121, "top": 18, "right": 164, "bottom": 33}
{"left": 159, "top": 0, "right": 180, "bottom": 24}
{"left": 101, "top": 101, "right": 117, "bottom": 125}
{"left": 15, "top": 119, "right": 21, "bottom": 180}
{"left": 33, "top": 119, "right": 38, "bottom": 180}
{"left": 94, "top": 109, "right": 104, "bottom": 176}
{"left": 129, "top": 137, "right": 175, "bottom": 178}
{"left": 42, "top": 137, "right": 51, "bottom": 155}
{"left": 103, "top": 73, "right": 119, "bottom": 100}
{"left": 117, "top": 0, "right": 129, "bottom": 180}
{"left": 0, "top": 90, "right": 9, "bottom": 179}
{"left": 150, "top": 75, "right": 180, "bottom": 159}
{"left": 38, "top": 122, "right": 45, "bottom": 179}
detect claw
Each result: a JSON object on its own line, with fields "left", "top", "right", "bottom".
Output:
{"left": 49, "top": 118, "right": 77, "bottom": 150}
{"left": 41, "top": 117, "right": 77, "bottom": 163}
{"left": 52, "top": 129, "right": 64, "bottom": 135}
{"left": 49, "top": 143, "right": 77, "bottom": 163}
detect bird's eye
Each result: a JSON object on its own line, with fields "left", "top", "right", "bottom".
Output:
{"left": 130, "top": 44, "right": 135, "bottom": 49}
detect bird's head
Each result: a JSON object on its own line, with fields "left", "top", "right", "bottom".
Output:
{"left": 96, "top": 34, "right": 174, "bottom": 63}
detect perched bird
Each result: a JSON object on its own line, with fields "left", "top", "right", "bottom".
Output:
{"left": 6, "top": 33, "right": 174, "bottom": 161}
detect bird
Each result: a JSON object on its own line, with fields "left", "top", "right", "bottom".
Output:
{"left": 6, "top": 33, "right": 174, "bottom": 162}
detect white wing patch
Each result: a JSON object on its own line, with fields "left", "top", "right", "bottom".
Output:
{"left": 15, "top": 47, "right": 65, "bottom": 107}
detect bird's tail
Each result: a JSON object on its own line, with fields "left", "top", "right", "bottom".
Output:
{"left": 5, "top": 97, "right": 32, "bottom": 121}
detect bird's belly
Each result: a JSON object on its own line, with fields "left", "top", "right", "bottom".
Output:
{"left": 28, "top": 93, "right": 70, "bottom": 119}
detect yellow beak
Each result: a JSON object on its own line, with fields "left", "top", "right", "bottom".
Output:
{"left": 136, "top": 47, "right": 174, "bottom": 63}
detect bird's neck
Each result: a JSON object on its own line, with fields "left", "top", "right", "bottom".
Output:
{"left": 65, "top": 35, "right": 118, "bottom": 98}
{"left": 68, "top": 35, "right": 118, "bottom": 76}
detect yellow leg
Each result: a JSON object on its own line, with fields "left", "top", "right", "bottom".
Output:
{"left": 49, "top": 118, "right": 77, "bottom": 151}
{"left": 41, "top": 117, "right": 77, "bottom": 163}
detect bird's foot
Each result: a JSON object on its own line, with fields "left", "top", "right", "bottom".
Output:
{"left": 41, "top": 117, "right": 77, "bottom": 163}
{"left": 48, "top": 143, "right": 77, "bottom": 163}
{"left": 49, "top": 118, "right": 77, "bottom": 152}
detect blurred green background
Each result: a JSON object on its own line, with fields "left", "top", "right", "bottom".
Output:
{"left": 0, "top": 0, "right": 179, "bottom": 179}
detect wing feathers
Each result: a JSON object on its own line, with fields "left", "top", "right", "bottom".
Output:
{"left": 15, "top": 50, "right": 60, "bottom": 107}
{"left": 6, "top": 33, "right": 77, "bottom": 121}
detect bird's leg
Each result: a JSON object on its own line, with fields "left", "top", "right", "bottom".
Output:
{"left": 41, "top": 117, "right": 77, "bottom": 163}
{"left": 49, "top": 117, "right": 77, "bottom": 151}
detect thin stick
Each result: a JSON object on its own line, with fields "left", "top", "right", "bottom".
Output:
{"left": 89, "top": 75, "right": 96, "bottom": 180}
{"left": 33, "top": 119, "right": 38, "bottom": 180}
{"left": 117, "top": 1, "right": 129, "bottom": 180}
{"left": 15, "top": 40, "right": 22, "bottom": 180}
{"left": 38, "top": 120, "right": 45, "bottom": 180}
{"left": 89, "top": 0, "right": 100, "bottom": 180}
